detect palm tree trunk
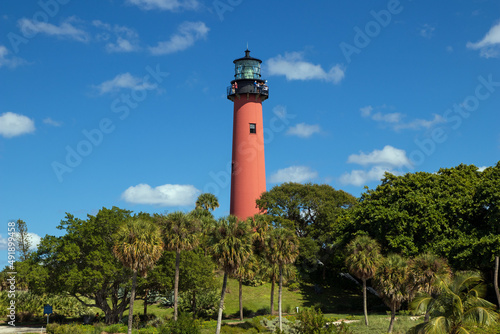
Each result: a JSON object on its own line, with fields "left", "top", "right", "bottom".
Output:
{"left": 270, "top": 277, "right": 275, "bottom": 315}
{"left": 495, "top": 256, "right": 500, "bottom": 309}
{"left": 388, "top": 308, "right": 396, "bottom": 333}
{"left": 143, "top": 289, "right": 148, "bottom": 316}
{"left": 239, "top": 277, "right": 243, "bottom": 321}
{"left": 362, "top": 278, "right": 369, "bottom": 326}
{"left": 174, "top": 250, "right": 180, "bottom": 321}
{"left": 278, "top": 264, "right": 283, "bottom": 332}
{"left": 216, "top": 271, "right": 228, "bottom": 334}
{"left": 127, "top": 271, "right": 138, "bottom": 334}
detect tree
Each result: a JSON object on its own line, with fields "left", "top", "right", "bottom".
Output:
{"left": 344, "top": 164, "right": 485, "bottom": 267}
{"left": 208, "top": 216, "right": 253, "bottom": 334}
{"left": 266, "top": 227, "right": 300, "bottom": 331}
{"left": 28, "top": 207, "right": 134, "bottom": 324}
{"left": 257, "top": 257, "right": 296, "bottom": 315}
{"left": 373, "top": 254, "right": 413, "bottom": 333}
{"left": 410, "top": 271, "right": 498, "bottom": 334}
{"left": 475, "top": 162, "right": 500, "bottom": 307}
{"left": 233, "top": 254, "right": 258, "bottom": 320}
{"left": 409, "top": 253, "right": 452, "bottom": 322}
{"left": 157, "top": 211, "right": 201, "bottom": 321}
{"left": 14, "top": 219, "right": 32, "bottom": 262}
{"left": 113, "top": 218, "right": 164, "bottom": 334}
{"left": 195, "top": 193, "right": 220, "bottom": 212}
{"left": 345, "top": 235, "right": 382, "bottom": 326}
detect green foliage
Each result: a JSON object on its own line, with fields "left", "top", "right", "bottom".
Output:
{"left": 257, "top": 183, "right": 357, "bottom": 282}
{"left": 29, "top": 207, "right": 134, "bottom": 324}
{"left": 178, "top": 286, "right": 219, "bottom": 318}
{"left": 0, "top": 291, "right": 91, "bottom": 320}
{"left": 46, "top": 324, "right": 102, "bottom": 334}
{"left": 344, "top": 163, "right": 500, "bottom": 272}
{"left": 260, "top": 316, "right": 298, "bottom": 333}
{"left": 409, "top": 271, "right": 499, "bottom": 334}
{"left": 294, "top": 307, "right": 353, "bottom": 334}
{"left": 157, "top": 312, "right": 201, "bottom": 334}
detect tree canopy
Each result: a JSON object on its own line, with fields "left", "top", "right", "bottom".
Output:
{"left": 344, "top": 163, "right": 500, "bottom": 271}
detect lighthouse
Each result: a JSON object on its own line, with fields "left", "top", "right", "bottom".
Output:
{"left": 227, "top": 50, "right": 269, "bottom": 220}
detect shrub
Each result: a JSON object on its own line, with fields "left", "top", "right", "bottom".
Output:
{"left": 157, "top": 312, "right": 200, "bottom": 334}
{"left": 287, "top": 282, "right": 300, "bottom": 292}
{"left": 260, "top": 316, "right": 298, "bottom": 334}
{"left": 104, "top": 323, "right": 128, "bottom": 333}
{"left": 294, "top": 307, "right": 352, "bottom": 334}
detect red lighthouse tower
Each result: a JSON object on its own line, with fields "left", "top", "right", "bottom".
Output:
{"left": 227, "top": 50, "right": 269, "bottom": 220}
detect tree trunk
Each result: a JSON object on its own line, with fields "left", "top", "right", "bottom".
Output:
{"left": 270, "top": 277, "right": 275, "bottom": 315}
{"left": 127, "top": 271, "right": 138, "bottom": 334}
{"left": 278, "top": 264, "right": 283, "bottom": 332}
{"left": 362, "top": 278, "right": 369, "bottom": 326}
{"left": 174, "top": 250, "right": 180, "bottom": 321}
{"left": 216, "top": 271, "right": 228, "bottom": 334}
{"left": 495, "top": 256, "right": 500, "bottom": 309}
{"left": 143, "top": 289, "right": 148, "bottom": 316}
{"left": 387, "top": 308, "right": 396, "bottom": 333}
{"left": 239, "top": 277, "right": 243, "bottom": 321}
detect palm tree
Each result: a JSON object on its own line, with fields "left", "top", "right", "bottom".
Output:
{"left": 257, "top": 257, "right": 296, "bottom": 315}
{"left": 208, "top": 215, "right": 253, "bottom": 334}
{"left": 113, "top": 218, "right": 164, "bottom": 334}
{"left": 159, "top": 211, "right": 201, "bottom": 321}
{"left": 266, "top": 227, "right": 299, "bottom": 331}
{"left": 409, "top": 253, "right": 452, "bottom": 322}
{"left": 345, "top": 235, "right": 382, "bottom": 326}
{"left": 233, "top": 254, "right": 258, "bottom": 320}
{"left": 410, "top": 271, "right": 498, "bottom": 334}
{"left": 373, "top": 254, "right": 413, "bottom": 333}
{"left": 195, "top": 193, "right": 220, "bottom": 212}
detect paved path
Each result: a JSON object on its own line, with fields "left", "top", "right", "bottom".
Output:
{"left": 0, "top": 326, "right": 46, "bottom": 333}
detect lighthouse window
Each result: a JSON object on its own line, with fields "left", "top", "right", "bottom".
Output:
{"left": 249, "top": 123, "right": 256, "bottom": 134}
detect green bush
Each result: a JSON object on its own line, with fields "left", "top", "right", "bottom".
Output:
{"left": 294, "top": 307, "right": 352, "bottom": 334}
{"left": 46, "top": 323, "right": 94, "bottom": 334}
{"left": 260, "top": 316, "right": 298, "bottom": 334}
{"left": 104, "top": 323, "right": 128, "bottom": 333}
{"left": 157, "top": 313, "right": 200, "bottom": 334}
{"left": 220, "top": 324, "right": 258, "bottom": 333}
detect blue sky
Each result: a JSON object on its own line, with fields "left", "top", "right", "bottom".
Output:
{"left": 1, "top": 0, "right": 500, "bottom": 267}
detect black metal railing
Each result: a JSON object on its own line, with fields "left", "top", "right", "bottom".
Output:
{"left": 227, "top": 85, "right": 269, "bottom": 97}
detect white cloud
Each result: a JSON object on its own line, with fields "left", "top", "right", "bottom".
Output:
{"left": 43, "top": 117, "right": 62, "bottom": 127}
{"left": 267, "top": 52, "right": 345, "bottom": 83}
{"left": 0, "top": 232, "right": 42, "bottom": 251}
{"left": 286, "top": 123, "right": 320, "bottom": 138}
{"left": 0, "top": 112, "right": 35, "bottom": 138}
{"left": 347, "top": 145, "right": 411, "bottom": 168}
{"left": 340, "top": 166, "right": 396, "bottom": 186}
{"left": 467, "top": 21, "right": 500, "bottom": 58}
{"left": 27, "top": 233, "right": 42, "bottom": 249}
{"left": 477, "top": 166, "right": 488, "bottom": 172}
{"left": 121, "top": 183, "right": 200, "bottom": 206}
{"left": 341, "top": 146, "right": 411, "bottom": 186}
{"left": 149, "top": 21, "right": 209, "bottom": 55}
{"left": 0, "top": 45, "right": 26, "bottom": 68}
{"left": 419, "top": 24, "right": 435, "bottom": 38}
{"left": 269, "top": 166, "right": 318, "bottom": 183}
{"left": 127, "top": 0, "right": 199, "bottom": 11}
{"left": 93, "top": 20, "right": 140, "bottom": 53}
{"left": 360, "top": 105, "right": 445, "bottom": 131}
{"left": 18, "top": 17, "right": 89, "bottom": 42}
{"left": 95, "top": 73, "right": 158, "bottom": 94}
{"left": 394, "top": 114, "right": 445, "bottom": 130}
